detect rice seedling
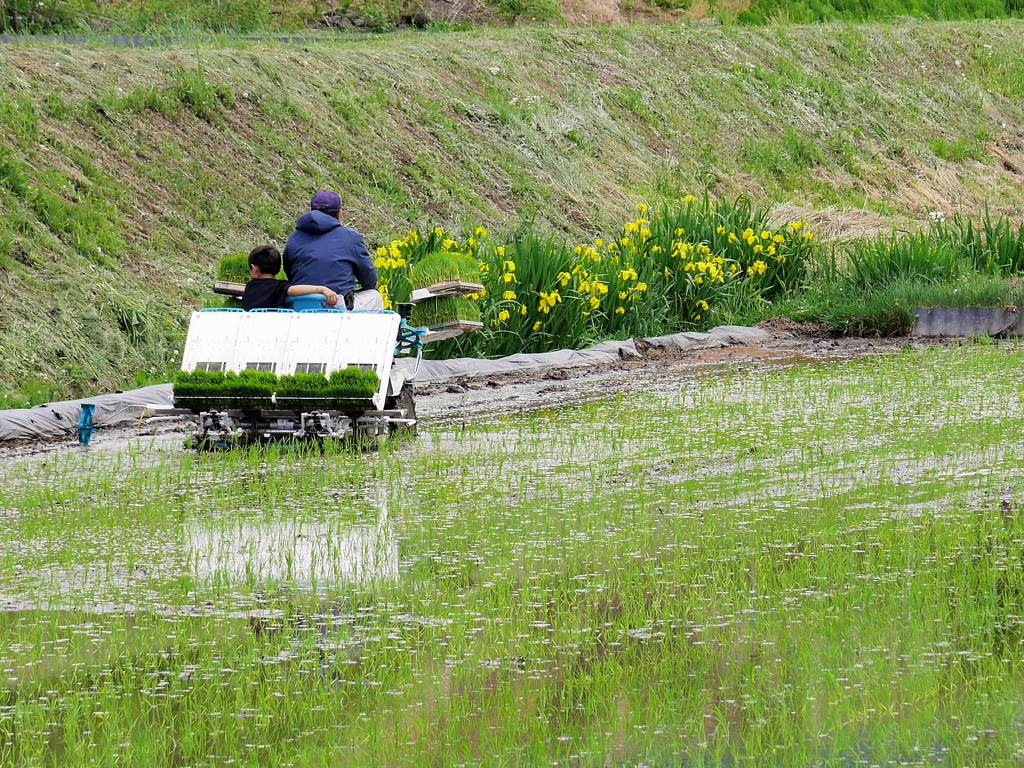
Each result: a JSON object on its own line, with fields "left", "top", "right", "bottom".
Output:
{"left": 5, "top": 343, "right": 1024, "bottom": 766}
{"left": 276, "top": 371, "right": 338, "bottom": 410}
{"left": 214, "top": 253, "right": 251, "bottom": 283}
{"left": 407, "top": 252, "right": 481, "bottom": 290}
{"left": 409, "top": 295, "right": 483, "bottom": 327}
{"left": 175, "top": 367, "right": 379, "bottom": 410}
{"left": 216, "top": 253, "right": 287, "bottom": 283}
{"left": 327, "top": 367, "right": 381, "bottom": 399}
{"left": 172, "top": 367, "right": 231, "bottom": 409}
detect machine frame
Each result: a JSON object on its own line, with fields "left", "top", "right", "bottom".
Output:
{"left": 175, "top": 307, "right": 423, "bottom": 448}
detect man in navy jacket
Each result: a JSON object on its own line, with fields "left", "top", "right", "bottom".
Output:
{"left": 282, "top": 191, "right": 383, "bottom": 310}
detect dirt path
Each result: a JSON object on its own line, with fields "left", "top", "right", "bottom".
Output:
{"left": 0, "top": 327, "right": 922, "bottom": 460}
{"left": 418, "top": 328, "right": 917, "bottom": 425}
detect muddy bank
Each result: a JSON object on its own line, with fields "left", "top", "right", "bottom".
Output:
{"left": 0, "top": 325, "right": 924, "bottom": 460}
{"left": 419, "top": 325, "right": 919, "bottom": 425}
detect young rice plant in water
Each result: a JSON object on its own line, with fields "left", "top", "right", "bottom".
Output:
{"left": 5, "top": 344, "right": 1024, "bottom": 765}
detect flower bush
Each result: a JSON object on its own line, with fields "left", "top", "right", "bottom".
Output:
{"left": 371, "top": 197, "right": 814, "bottom": 359}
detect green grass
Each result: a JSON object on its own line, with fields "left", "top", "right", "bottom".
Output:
{"left": 5, "top": 344, "right": 1024, "bottom": 764}
{"left": 0, "top": 0, "right": 1020, "bottom": 35}
{"left": 739, "top": 0, "right": 1012, "bottom": 24}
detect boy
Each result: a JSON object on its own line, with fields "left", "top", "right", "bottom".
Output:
{"left": 241, "top": 244, "right": 340, "bottom": 311}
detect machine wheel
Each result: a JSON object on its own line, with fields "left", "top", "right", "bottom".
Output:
{"left": 386, "top": 387, "right": 417, "bottom": 437}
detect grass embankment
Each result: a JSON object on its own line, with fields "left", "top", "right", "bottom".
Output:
{"left": 4, "top": 344, "right": 1024, "bottom": 764}
{"left": 1, "top": 0, "right": 1020, "bottom": 35}
{"left": 2, "top": 23, "right": 1024, "bottom": 406}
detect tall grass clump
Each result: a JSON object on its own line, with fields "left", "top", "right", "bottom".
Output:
{"left": 842, "top": 232, "right": 969, "bottom": 289}
{"left": 782, "top": 213, "right": 1024, "bottom": 336}
{"left": 931, "top": 210, "right": 1024, "bottom": 274}
{"left": 173, "top": 65, "right": 235, "bottom": 126}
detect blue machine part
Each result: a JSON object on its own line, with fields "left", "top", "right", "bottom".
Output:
{"left": 396, "top": 319, "right": 426, "bottom": 357}
{"left": 77, "top": 403, "right": 97, "bottom": 446}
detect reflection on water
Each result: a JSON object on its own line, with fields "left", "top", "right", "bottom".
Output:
{"left": 185, "top": 500, "right": 398, "bottom": 587}
{"left": 0, "top": 498, "right": 398, "bottom": 614}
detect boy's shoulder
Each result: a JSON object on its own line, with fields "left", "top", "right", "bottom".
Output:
{"left": 241, "top": 277, "right": 291, "bottom": 310}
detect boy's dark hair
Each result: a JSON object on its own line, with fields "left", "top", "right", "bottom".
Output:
{"left": 248, "top": 245, "right": 281, "bottom": 276}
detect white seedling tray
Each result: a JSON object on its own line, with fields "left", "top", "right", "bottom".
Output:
{"left": 212, "top": 281, "right": 246, "bottom": 298}
{"left": 411, "top": 281, "right": 484, "bottom": 303}
{"left": 421, "top": 320, "right": 484, "bottom": 342}
{"left": 180, "top": 309, "right": 401, "bottom": 410}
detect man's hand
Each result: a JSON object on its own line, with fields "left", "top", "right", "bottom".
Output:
{"left": 323, "top": 288, "right": 339, "bottom": 306}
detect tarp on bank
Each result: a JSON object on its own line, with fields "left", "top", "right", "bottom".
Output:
{"left": 395, "top": 325, "right": 770, "bottom": 384}
{"left": 0, "top": 326, "right": 770, "bottom": 442}
{"left": 0, "top": 384, "right": 175, "bottom": 442}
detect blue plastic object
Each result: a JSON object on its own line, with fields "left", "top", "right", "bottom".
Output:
{"left": 285, "top": 294, "right": 332, "bottom": 312}
{"left": 77, "top": 403, "right": 97, "bottom": 446}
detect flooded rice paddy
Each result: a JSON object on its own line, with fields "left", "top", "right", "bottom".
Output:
{"left": 3, "top": 342, "right": 1024, "bottom": 766}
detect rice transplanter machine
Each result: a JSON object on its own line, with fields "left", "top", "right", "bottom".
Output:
{"left": 173, "top": 282, "right": 481, "bottom": 447}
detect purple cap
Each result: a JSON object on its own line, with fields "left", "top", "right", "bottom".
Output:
{"left": 310, "top": 190, "right": 342, "bottom": 213}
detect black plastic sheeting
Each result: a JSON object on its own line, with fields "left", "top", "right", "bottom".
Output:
{"left": 0, "top": 326, "right": 770, "bottom": 442}
{"left": 911, "top": 307, "right": 1020, "bottom": 338}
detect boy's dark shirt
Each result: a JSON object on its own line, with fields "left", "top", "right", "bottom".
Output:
{"left": 242, "top": 278, "right": 292, "bottom": 310}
